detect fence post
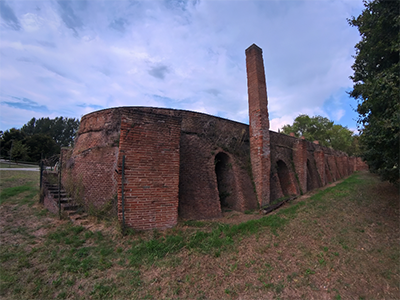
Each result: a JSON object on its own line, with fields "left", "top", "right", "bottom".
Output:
{"left": 121, "top": 155, "right": 125, "bottom": 234}
{"left": 58, "top": 152, "right": 63, "bottom": 219}
{"left": 39, "top": 161, "right": 44, "bottom": 203}
{"left": 9, "top": 140, "right": 13, "bottom": 167}
{"left": 39, "top": 161, "right": 43, "bottom": 189}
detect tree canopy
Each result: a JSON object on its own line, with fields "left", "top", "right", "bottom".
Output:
{"left": 348, "top": 0, "right": 399, "bottom": 183}
{"left": 21, "top": 117, "right": 80, "bottom": 148}
{"left": 281, "top": 115, "right": 358, "bottom": 156}
{"left": 0, "top": 117, "right": 80, "bottom": 163}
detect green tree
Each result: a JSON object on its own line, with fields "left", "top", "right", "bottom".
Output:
{"left": 348, "top": 0, "right": 399, "bottom": 182}
{"left": 282, "top": 115, "right": 334, "bottom": 147}
{"left": 1, "top": 116, "right": 80, "bottom": 162}
{"left": 21, "top": 117, "right": 80, "bottom": 147}
{"left": 0, "top": 128, "right": 26, "bottom": 158}
{"left": 329, "top": 124, "right": 355, "bottom": 156}
{"left": 24, "top": 134, "right": 59, "bottom": 162}
{"left": 10, "top": 140, "right": 29, "bottom": 163}
{"left": 281, "top": 115, "right": 357, "bottom": 155}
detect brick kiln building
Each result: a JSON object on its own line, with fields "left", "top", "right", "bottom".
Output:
{"left": 61, "top": 44, "right": 366, "bottom": 230}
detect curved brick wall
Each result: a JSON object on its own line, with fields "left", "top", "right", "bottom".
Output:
{"left": 62, "top": 109, "right": 121, "bottom": 210}
{"left": 61, "top": 106, "right": 367, "bottom": 230}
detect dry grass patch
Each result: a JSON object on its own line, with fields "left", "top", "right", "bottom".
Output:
{"left": 0, "top": 170, "right": 399, "bottom": 299}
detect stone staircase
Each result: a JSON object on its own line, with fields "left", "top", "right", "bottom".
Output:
{"left": 43, "top": 182, "right": 89, "bottom": 225}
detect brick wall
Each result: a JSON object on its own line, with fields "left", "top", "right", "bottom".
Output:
{"left": 58, "top": 94, "right": 367, "bottom": 230}
{"left": 293, "top": 139, "right": 307, "bottom": 194}
{"left": 314, "top": 150, "right": 326, "bottom": 185}
{"left": 306, "top": 154, "right": 322, "bottom": 192}
{"left": 135, "top": 107, "right": 258, "bottom": 219}
{"left": 269, "top": 132, "right": 300, "bottom": 202}
{"left": 50, "top": 43, "right": 371, "bottom": 230}
{"left": 117, "top": 110, "right": 181, "bottom": 230}
{"left": 177, "top": 113, "right": 257, "bottom": 219}
{"left": 62, "top": 109, "right": 120, "bottom": 209}
{"left": 246, "top": 44, "right": 271, "bottom": 206}
{"left": 266, "top": 129, "right": 366, "bottom": 203}
{"left": 356, "top": 157, "right": 368, "bottom": 171}
{"left": 178, "top": 134, "right": 222, "bottom": 219}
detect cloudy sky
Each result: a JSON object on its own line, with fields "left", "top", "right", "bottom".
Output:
{"left": 0, "top": 0, "right": 364, "bottom": 133}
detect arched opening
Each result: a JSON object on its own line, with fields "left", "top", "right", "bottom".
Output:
{"left": 277, "top": 160, "right": 292, "bottom": 197}
{"left": 215, "top": 152, "right": 234, "bottom": 210}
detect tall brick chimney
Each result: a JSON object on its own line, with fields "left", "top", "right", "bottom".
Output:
{"left": 245, "top": 44, "right": 271, "bottom": 207}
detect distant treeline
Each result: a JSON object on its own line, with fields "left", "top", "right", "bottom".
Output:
{"left": 0, "top": 117, "right": 80, "bottom": 163}
{"left": 280, "top": 115, "right": 360, "bottom": 157}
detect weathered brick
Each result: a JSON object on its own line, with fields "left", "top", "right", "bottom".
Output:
{"left": 58, "top": 45, "right": 366, "bottom": 231}
{"left": 246, "top": 44, "right": 271, "bottom": 206}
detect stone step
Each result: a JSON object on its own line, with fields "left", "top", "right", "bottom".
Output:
{"left": 59, "top": 198, "right": 74, "bottom": 204}
{"left": 46, "top": 187, "right": 66, "bottom": 192}
{"left": 45, "top": 185, "right": 60, "bottom": 189}
{"left": 43, "top": 182, "right": 87, "bottom": 225}
{"left": 46, "top": 188, "right": 66, "bottom": 192}
{"left": 50, "top": 193, "right": 68, "bottom": 199}
{"left": 61, "top": 203, "right": 79, "bottom": 211}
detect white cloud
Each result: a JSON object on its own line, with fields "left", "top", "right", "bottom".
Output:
{"left": 270, "top": 114, "right": 298, "bottom": 132}
{"left": 333, "top": 109, "right": 346, "bottom": 122}
{"left": 0, "top": 0, "right": 364, "bottom": 132}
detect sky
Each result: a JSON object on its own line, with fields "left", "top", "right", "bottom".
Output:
{"left": 0, "top": 0, "right": 365, "bottom": 133}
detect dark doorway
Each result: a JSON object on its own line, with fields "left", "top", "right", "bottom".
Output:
{"left": 277, "top": 160, "right": 292, "bottom": 197}
{"left": 215, "top": 152, "right": 234, "bottom": 209}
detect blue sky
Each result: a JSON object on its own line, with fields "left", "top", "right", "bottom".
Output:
{"left": 0, "top": 0, "right": 364, "bottom": 133}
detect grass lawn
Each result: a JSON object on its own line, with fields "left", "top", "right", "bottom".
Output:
{"left": 0, "top": 162, "right": 39, "bottom": 168}
{"left": 0, "top": 170, "right": 399, "bottom": 299}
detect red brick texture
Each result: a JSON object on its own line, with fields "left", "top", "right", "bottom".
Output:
{"left": 178, "top": 134, "right": 222, "bottom": 220}
{"left": 62, "top": 105, "right": 366, "bottom": 229}
{"left": 117, "top": 111, "right": 181, "bottom": 230}
{"left": 356, "top": 157, "right": 368, "bottom": 171}
{"left": 314, "top": 150, "right": 326, "bottom": 185}
{"left": 62, "top": 110, "right": 120, "bottom": 209}
{"left": 290, "top": 138, "right": 306, "bottom": 194}
{"left": 176, "top": 111, "right": 257, "bottom": 219}
{"left": 268, "top": 130, "right": 365, "bottom": 202}
{"left": 246, "top": 44, "right": 271, "bottom": 206}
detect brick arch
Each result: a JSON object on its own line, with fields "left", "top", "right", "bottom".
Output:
{"left": 215, "top": 152, "right": 237, "bottom": 210}
{"left": 276, "top": 160, "right": 296, "bottom": 197}
{"left": 270, "top": 157, "right": 298, "bottom": 202}
{"left": 212, "top": 148, "right": 258, "bottom": 212}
